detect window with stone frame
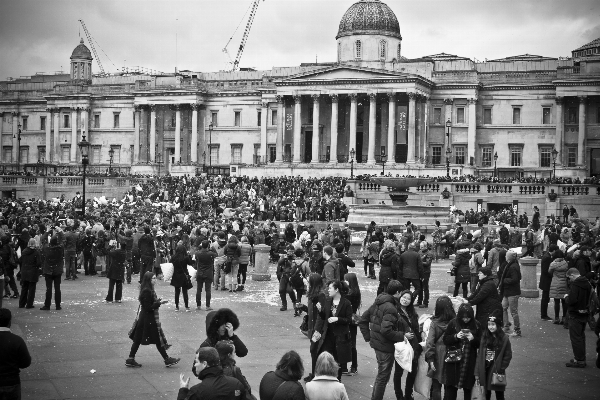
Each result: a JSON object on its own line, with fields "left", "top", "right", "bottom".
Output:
{"left": 19, "top": 147, "right": 28, "bottom": 164}
{"left": 431, "top": 146, "right": 442, "bottom": 165}
{"left": 38, "top": 146, "right": 46, "bottom": 162}
{"left": 542, "top": 107, "right": 551, "bottom": 124}
{"left": 567, "top": 147, "right": 577, "bottom": 167}
{"left": 456, "top": 107, "right": 465, "bottom": 124}
{"left": 113, "top": 113, "right": 120, "bottom": 129}
{"left": 481, "top": 146, "right": 493, "bottom": 167}
{"left": 210, "top": 145, "right": 219, "bottom": 165}
{"left": 379, "top": 40, "right": 387, "bottom": 59}
{"left": 510, "top": 146, "right": 522, "bottom": 166}
{"left": 433, "top": 107, "right": 441, "bottom": 124}
{"left": 2, "top": 147, "right": 11, "bottom": 163}
{"left": 63, "top": 114, "right": 70, "bottom": 128}
{"left": 231, "top": 145, "right": 242, "bottom": 164}
{"left": 483, "top": 108, "right": 492, "bottom": 125}
{"left": 454, "top": 146, "right": 465, "bottom": 164}
{"left": 91, "top": 145, "right": 101, "bottom": 164}
{"left": 62, "top": 146, "right": 70, "bottom": 163}
{"left": 539, "top": 146, "right": 552, "bottom": 167}
{"left": 211, "top": 111, "right": 218, "bottom": 127}
{"left": 94, "top": 114, "right": 100, "bottom": 128}
{"left": 40, "top": 116, "right": 46, "bottom": 131}
{"left": 355, "top": 40, "right": 362, "bottom": 59}
{"left": 512, "top": 107, "right": 521, "bottom": 124}
{"left": 110, "top": 146, "right": 121, "bottom": 164}
{"left": 271, "top": 109, "right": 277, "bottom": 126}
{"left": 234, "top": 111, "right": 241, "bottom": 127}
{"left": 22, "top": 116, "right": 28, "bottom": 131}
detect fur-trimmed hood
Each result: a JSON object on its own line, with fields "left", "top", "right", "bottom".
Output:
{"left": 205, "top": 308, "right": 240, "bottom": 341}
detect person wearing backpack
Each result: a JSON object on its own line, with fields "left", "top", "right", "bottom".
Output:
{"left": 289, "top": 249, "right": 310, "bottom": 316}
{"left": 277, "top": 245, "right": 297, "bottom": 312}
{"left": 564, "top": 268, "right": 593, "bottom": 368}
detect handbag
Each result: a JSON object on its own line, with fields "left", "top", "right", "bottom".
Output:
{"left": 184, "top": 275, "right": 194, "bottom": 290}
{"left": 471, "top": 385, "right": 484, "bottom": 400}
{"left": 128, "top": 305, "right": 141, "bottom": 340}
{"left": 492, "top": 372, "right": 507, "bottom": 387}
{"left": 444, "top": 345, "right": 463, "bottom": 363}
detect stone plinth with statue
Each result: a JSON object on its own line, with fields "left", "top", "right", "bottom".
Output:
{"left": 251, "top": 244, "right": 271, "bottom": 281}
{"left": 518, "top": 256, "right": 540, "bottom": 298}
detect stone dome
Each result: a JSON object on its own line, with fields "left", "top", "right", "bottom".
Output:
{"left": 336, "top": 0, "right": 401, "bottom": 40}
{"left": 70, "top": 38, "right": 93, "bottom": 60}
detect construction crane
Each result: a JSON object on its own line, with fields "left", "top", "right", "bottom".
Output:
{"left": 222, "top": 0, "right": 264, "bottom": 71}
{"left": 78, "top": 19, "right": 107, "bottom": 76}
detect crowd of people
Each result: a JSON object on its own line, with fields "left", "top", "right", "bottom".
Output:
{"left": 357, "top": 173, "right": 600, "bottom": 185}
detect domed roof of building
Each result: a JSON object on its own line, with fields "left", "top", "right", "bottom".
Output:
{"left": 337, "top": 0, "right": 401, "bottom": 40}
{"left": 70, "top": 38, "right": 93, "bottom": 60}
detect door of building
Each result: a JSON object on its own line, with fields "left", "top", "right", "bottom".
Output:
{"left": 304, "top": 130, "right": 313, "bottom": 163}
{"left": 356, "top": 131, "right": 363, "bottom": 163}
{"left": 590, "top": 148, "right": 600, "bottom": 177}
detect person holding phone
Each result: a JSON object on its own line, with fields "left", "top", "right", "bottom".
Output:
{"left": 126, "top": 272, "right": 179, "bottom": 368}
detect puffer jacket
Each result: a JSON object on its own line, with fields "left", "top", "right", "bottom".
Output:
{"left": 223, "top": 242, "right": 241, "bottom": 266}
{"left": 452, "top": 250, "right": 471, "bottom": 283}
{"left": 358, "top": 293, "right": 403, "bottom": 353}
{"left": 467, "top": 276, "right": 502, "bottom": 326}
{"left": 322, "top": 257, "right": 340, "bottom": 282}
{"left": 379, "top": 248, "right": 399, "bottom": 284}
{"left": 498, "top": 259, "right": 521, "bottom": 297}
{"left": 549, "top": 258, "right": 569, "bottom": 298}
{"left": 238, "top": 243, "right": 252, "bottom": 265}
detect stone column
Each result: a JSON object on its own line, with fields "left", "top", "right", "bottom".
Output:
{"left": 149, "top": 105, "right": 156, "bottom": 162}
{"left": 54, "top": 110, "right": 61, "bottom": 162}
{"left": 578, "top": 96, "right": 586, "bottom": 166}
{"left": 260, "top": 101, "right": 268, "bottom": 162}
{"left": 554, "top": 97, "right": 563, "bottom": 165}
{"left": 70, "top": 108, "right": 78, "bottom": 162}
{"left": 467, "top": 98, "right": 477, "bottom": 165}
{"left": 275, "top": 95, "right": 284, "bottom": 163}
{"left": 12, "top": 112, "right": 19, "bottom": 163}
{"left": 191, "top": 104, "right": 199, "bottom": 163}
{"left": 329, "top": 94, "right": 338, "bottom": 164}
{"left": 174, "top": 104, "right": 181, "bottom": 163}
{"left": 387, "top": 93, "right": 396, "bottom": 164}
{"left": 293, "top": 95, "right": 301, "bottom": 163}
{"left": 349, "top": 93, "right": 357, "bottom": 161}
{"left": 367, "top": 93, "right": 377, "bottom": 164}
{"left": 423, "top": 95, "right": 430, "bottom": 163}
{"left": 407, "top": 92, "right": 417, "bottom": 163}
{"left": 45, "top": 108, "right": 52, "bottom": 162}
{"left": 311, "top": 94, "right": 320, "bottom": 163}
{"left": 132, "top": 105, "right": 141, "bottom": 164}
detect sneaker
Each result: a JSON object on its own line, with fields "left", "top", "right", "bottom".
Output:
{"left": 418, "top": 304, "right": 428, "bottom": 309}
{"left": 40, "top": 306, "right": 50, "bottom": 311}
{"left": 116, "top": 300, "right": 122, "bottom": 303}
{"left": 350, "top": 367, "right": 358, "bottom": 375}
{"left": 541, "top": 316, "right": 553, "bottom": 321}
{"left": 280, "top": 306, "right": 288, "bottom": 311}
{"left": 205, "top": 306, "right": 213, "bottom": 311}
{"left": 221, "top": 287, "right": 228, "bottom": 291}
{"left": 185, "top": 308, "right": 191, "bottom": 312}
{"left": 10, "top": 294, "right": 18, "bottom": 299}
{"left": 125, "top": 358, "right": 142, "bottom": 368}
{"left": 174, "top": 307, "right": 179, "bottom": 312}
{"left": 105, "top": 300, "right": 113, "bottom": 303}
{"left": 25, "top": 305, "right": 35, "bottom": 309}
{"left": 164, "top": 357, "right": 180, "bottom": 367}
{"left": 509, "top": 331, "right": 521, "bottom": 338}
{"left": 553, "top": 318, "right": 561, "bottom": 324}
{"left": 565, "top": 359, "right": 586, "bottom": 368}
{"left": 2, "top": 294, "right": 9, "bottom": 299}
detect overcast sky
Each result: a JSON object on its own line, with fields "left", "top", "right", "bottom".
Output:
{"left": 1, "top": 0, "right": 600, "bottom": 78}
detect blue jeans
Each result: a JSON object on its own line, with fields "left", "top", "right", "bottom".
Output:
{"left": 64, "top": 251, "right": 77, "bottom": 278}
{"left": 502, "top": 295, "right": 521, "bottom": 332}
{"left": 371, "top": 350, "right": 395, "bottom": 400}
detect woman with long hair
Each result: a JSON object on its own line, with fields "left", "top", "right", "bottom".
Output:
{"left": 170, "top": 244, "right": 193, "bottom": 311}
{"left": 425, "top": 296, "right": 457, "bottom": 400}
{"left": 474, "top": 309, "right": 512, "bottom": 400}
{"left": 126, "top": 271, "right": 179, "bottom": 368}
{"left": 341, "top": 273, "right": 361, "bottom": 376}
{"left": 215, "top": 340, "right": 254, "bottom": 399}
{"left": 259, "top": 350, "right": 306, "bottom": 400}
{"left": 305, "top": 273, "right": 327, "bottom": 381}
{"left": 393, "top": 289, "right": 420, "bottom": 400}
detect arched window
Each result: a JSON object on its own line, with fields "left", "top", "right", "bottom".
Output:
{"left": 397, "top": 43, "right": 402, "bottom": 60}
{"left": 380, "top": 40, "right": 387, "bottom": 60}
{"left": 355, "top": 40, "right": 362, "bottom": 59}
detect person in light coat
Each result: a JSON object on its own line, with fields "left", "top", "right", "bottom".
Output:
{"left": 305, "top": 351, "right": 349, "bottom": 400}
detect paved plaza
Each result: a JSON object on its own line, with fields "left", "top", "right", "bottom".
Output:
{"left": 5, "top": 259, "right": 599, "bottom": 400}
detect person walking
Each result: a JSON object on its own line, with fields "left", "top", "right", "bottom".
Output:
{"left": 277, "top": 245, "right": 298, "bottom": 312}
{"left": 474, "top": 309, "right": 512, "bottom": 400}
{"left": 399, "top": 243, "right": 423, "bottom": 295}
{"left": 0, "top": 308, "right": 32, "bottom": 400}
{"left": 195, "top": 240, "right": 216, "bottom": 311}
{"left": 105, "top": 242, "right": 126, "bottom": 303}
{"left": 18, "top": 239, "right": 42, "bottom": 309}
{"left": 565, "top": 268, "right": 593, "bottom": 368}
{"left": 170, "top": 244, "right": 193, "bottom": 311}
{"left": 549, "top": 250, "right": 569, "bottom": 326}
{"left": 467, "top": 266, "right": 502, "bottom": 328}
{"left": 341, "top": 272, "right": 361, "bottom": 376}
{"left": 425, "top": 296, "right": 456, "bottom": 400}
{"left": 41, "top": 236, "right": 64, "bottom": 311}
{"left": 305, "top": 351, "right": 350, "bottom": 400}
{"left": 498, "top": 250, "right": 522, "bottom": 337}
{"left": 125, "top": 272, "right": 179, "bottom": 368}
{"left": 540, "top": 245, "right": 558, "bottom": 321}
{"left": 393, "top": 289, "right": 421, "bottom": 400}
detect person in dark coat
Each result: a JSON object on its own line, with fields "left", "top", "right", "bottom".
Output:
{"left": 565, "top": 268, "right": 593, "bottom": 368}
{"left": 259, "top": 350, "right": 306, "bottom": 400}
{"left": 1, "top": 236, "right": 19, "bottom": 299}
{"left": 452, "top": 247, "right": 471, "bottom": 298}
{"left": 0, "top": 308, "right": 32, "bottom": 399}
{"left": 539, "top": 245, "right": 558, "bottom": 320}
{"left": 170, "top": 245, "right": 193, "bottom": 311}
{"left": 394, "top": 289, "right": 421, "bottom": 400}
{"left": 378, "top": 244, "right": 399, "bottom": 295}
{"left": 138, "top": 227, "right": 155, "bottom": 283}
{"left": 126, "top": 271, "right": 179, "bottom": 368}
{"left": 199, "top": 308, "right": 248, "bottom": 358}
{"left": 18, "top": 239, "right": 42, "bottom": 309}
{"left": 178, "top": 347, "right": 246, "bottom": 400}
{"left": 399, "top": 243, "right": 423, "bottom": 294}
{"left": 105, "top": 242, "right": 126, "bottom": 303}
{"left": 194, "top": 240, "right": 217, "bottom": 311}
{"left": 41, "top": 236, "right": 64, "bottom": 311}
{"left": 498, "top": 250, "right": 522, "bottom": 337}
{"left": 467, "top": 267, "right": 502, "bottom": 328}
{"left": 442, "top": 303, "right": 481, "bottom": 400}
{"left": 313, "top": 280, "right": 352, "bottom": 381}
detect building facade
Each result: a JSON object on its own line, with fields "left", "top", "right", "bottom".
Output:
{"left": 1, "top": 0, "right": 599, "bottom": 177}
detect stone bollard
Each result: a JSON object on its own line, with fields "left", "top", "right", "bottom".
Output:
{"left": 252, "top": 244, "right": 272, "bottom": 281}
{"left": 518, "top": 256, "right": 539, "bottom": 298}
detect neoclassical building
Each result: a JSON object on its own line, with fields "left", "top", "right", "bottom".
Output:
{"left": 1, "top": 0, "right": 599, "bottom": 178}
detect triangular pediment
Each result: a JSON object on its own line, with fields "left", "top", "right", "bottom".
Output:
{"left": 279, "top": 65, "right": 419, "bottom": 83}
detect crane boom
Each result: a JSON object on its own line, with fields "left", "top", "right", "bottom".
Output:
{"left": 78, "top": 19, "right": 106, "bottom": 76}
{"left": 232, "top": 0, "right": 262, "bottom": 71}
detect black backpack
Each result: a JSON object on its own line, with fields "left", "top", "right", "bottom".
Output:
{"left": 289, "top": 260, "right": 307, "bottom": 289}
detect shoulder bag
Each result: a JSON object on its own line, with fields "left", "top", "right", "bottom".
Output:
{"left": 444, "top": 344, "right": 463, "bottom": 363}
{"left": 128, "top": 305, "right": 141, "bottom": 340}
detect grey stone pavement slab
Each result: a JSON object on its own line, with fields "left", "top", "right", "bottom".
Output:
{"left": 4, "top": 260, "right": 599, "bottom": 399}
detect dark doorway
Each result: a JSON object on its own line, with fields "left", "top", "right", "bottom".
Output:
{"left": 304, "top": 131, "right": 313, "bottom": 163}
{"left": 396, "top": 144, "right": 408, "bottom": 163}
{"left": 591, "top": 148, "right": 600, "bottom": 177}
{"left": 356, "top": 131, "right": 364, "bottom": 163}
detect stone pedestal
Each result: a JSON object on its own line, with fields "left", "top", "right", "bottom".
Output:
{"left": 519, "top": 256, "right": 539, "bottom": 298}
{"left": 252, "top": 244, "right": 272, "bottom": 281}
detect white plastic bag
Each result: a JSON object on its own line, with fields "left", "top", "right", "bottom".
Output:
{"left": 414, "top": 353, "right": 432, "bottom": 399}
{"left": 557, "top": 240, "right": 566, "bottom": 252}
{"left": 187, "top": 265, "right": 197, "bottom": 277}
{"left": 394, "top": 337, "right": 414, "bottom": 372}
{"left": 161, "top": 263, "right": 174, "bottom": 281}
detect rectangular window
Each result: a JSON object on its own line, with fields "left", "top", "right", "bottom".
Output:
{"left": 257, "top": 110, "right": 261, "bottom": 126}
{"left": 38, "top": 146, "right": 46, "bottom": 162}
{"left": 568, "top": 107, "right": 577, "bottom": 124}
{"left": 455, "top": 146, "right": 465, "bottom": 165}
{"left": 512, "top": 107, "right": 521, "bottom": 124}
{"left": 40, "top": 116, "right": 46, "bottom": 131}
{"left": 433, "top": 107, "right": 441, "bottom": 124}
{"left": 540, "top": 147, "right": 552, "bottom": 167}
{"left": 211, "top": 112, "right": 218, "bottom": 126}
{"left": 113, "top": 113, "right": 120, "bottom": 129}
{"left": 510, "top": 147, "right": 522, "bottom": 166}
{"left": 94, "top": 114, "right": 100, "bottom": 128}
{"left": 483, "top": 108, "right": 492, "bottom": 125}
{"left": 234, "top": 111, "right": 241, "bottom": 127}
{"left": 2, "top": 147, "right": 11, "bottom": 163}
{"left": 111, "top": 146, "right": 121, "bottom": 164}
{"left": 482, "top": 146, "right": 493, "bottom": 167}
{"left": 456, "top": 107, "right": 465, "bottom": 124}
{"left": 22, "top": 117, "right": 28, "bottom": 131}
{"left": 210, "top": 146, "right": 219, "bottom": 165}
{"left": 231, "top": 145, "right": 242, "bottom": 164}
{"left": 91, "top": 146, "right": 101, "bottom": 164}
{"left": 542, "top": 107, "right": 551, "bottom": 124}
{"left": 19, "top": 147, "right": 28, "bottom": 164}
{"left": 130, "top": 145, "right": 134, "bottom": 165}
{"left": 271, "top": 109, "right": 278, "bottom": 125}
{"left": 63, "top": 114, "right": 70, "bottom": 128}
{"left": 62, "top": 146, "right": 70, "bottom": 162}
{"left": 431, "top": 146, "right": 441, "bottom": 165}
{"left": 568, "top": 147, "right": 577, "bottom": 167}
{"left": 269, "top": 145, "right": 276, "bottom": 163}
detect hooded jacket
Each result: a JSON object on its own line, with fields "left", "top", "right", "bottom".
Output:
{"left": 379, "top": 248, "right": 399, "bottom": 283}
{"left": 322, "top": 256, "right": 340, "bottom": 282}
{"left": 19, "top": 247, "right": 42, "bottom": 282}
{"left": 498, "top": 254, "right": 521, "bottom": 297}
{"left": 565, "top": 275, "right": 592, "bottom": 316}
{"left": 548, "top": 258, "right": 569, "bottom": 298}
{"left": 452, "top": 250, "right": 471, "bottom": 284}
{"left": 359, "top": 293, "right": 403, "bottom": 353}
{"left": 467, "top": 275, "right": 502, "bottom": 326}
{"left": 199, "top": 308, "right": 248, "bottom": 358}
{"left": 179, "top": 365, "right": 245, "bottom": 400}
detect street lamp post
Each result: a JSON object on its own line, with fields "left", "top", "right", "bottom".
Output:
{"left": 78, "top": 134, "right": 90, "bottom": 218}
{"left": 108, "top": 147, "right": 114, "bottom": 176}
{"left": 350, "top": 148, "right": 355, "bottom": 179}
{"left": 493, "top": 151, "right": 498, "bottom": 178}
{"left": 381, "top": 148, "right": 387, "bottom": 176}
{"left": 446, "top": 147, "right": 452, "bottom": 178}
{"left": 14, "top": 123, "right": 22, "bottom": 172}
{"left": 552, "top": 147, "right": 559, "bottom": 180}
{"left": 202, "top": 150, "right": 206, "bottom": 171}
{"left": 208, "top": 122, "right": 213, "bottom": 167}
